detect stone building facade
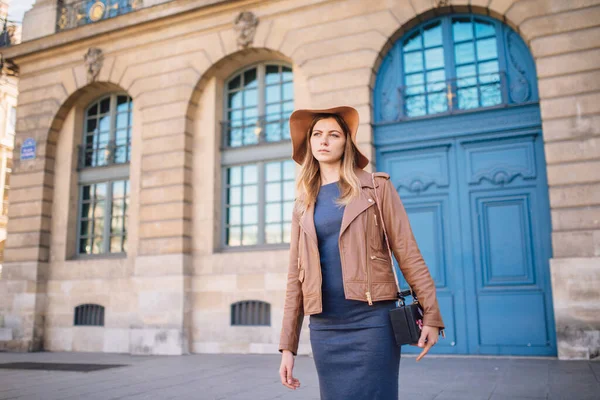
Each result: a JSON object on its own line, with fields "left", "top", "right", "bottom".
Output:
{"left": 0, "top": 0, "right": 598, "bottom": 360}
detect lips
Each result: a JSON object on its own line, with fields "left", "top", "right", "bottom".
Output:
{"left": 318, "top": 150, "right": 330, "bottom": 153}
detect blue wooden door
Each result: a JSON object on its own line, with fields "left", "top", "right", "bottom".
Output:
{"left": 376, "top": 107, "right": 556, "bottom": 356}
{"left": 373, "top": 13, "right": 556, "bottom": 356}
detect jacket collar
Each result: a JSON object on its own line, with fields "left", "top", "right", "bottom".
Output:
{"left": 299, "top": 168, "right": 376, "bottom": 245}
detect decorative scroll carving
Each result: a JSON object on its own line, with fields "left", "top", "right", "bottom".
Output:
{"left": 506, "top": 31, "right": 531, "bottom": 103}
{"left": 234, "top": 11, "right": 259, "bottom": 49}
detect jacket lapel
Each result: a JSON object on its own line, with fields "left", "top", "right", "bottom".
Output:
{"left": 339, "top": 190, "right": 374, "bottom": 238}
{"left": 299, "top": 201, "right": 318, "bottom": 245}
{"left": 298, "top": 169, "right": 376, "bottom": 243}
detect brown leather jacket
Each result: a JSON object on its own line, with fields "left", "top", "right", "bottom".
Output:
{"left": 279, "top": 168, "right": 444, "bottom": 355}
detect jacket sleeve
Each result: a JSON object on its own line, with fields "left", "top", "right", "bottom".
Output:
{"left": 278, "top": 205, "right": 304, "bottom": 356}
{"left": 378, "top": 176, "right": 445, "bottom": 329}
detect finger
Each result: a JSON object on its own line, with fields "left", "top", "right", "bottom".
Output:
{"left": 416, "top": 341, "right": 434, "bottom": 362}
{"left": 280, "top": 366, "right": 296, "bottom": 390}
{"left": 417, "top": 330, "right": 428, "bottom": 348}
{"left": 286, "top": 367, "right": 297, "bottom": 389}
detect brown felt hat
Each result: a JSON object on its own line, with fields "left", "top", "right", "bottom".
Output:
{"left": 289, "top": 106, "right": 369, "bottom": 169}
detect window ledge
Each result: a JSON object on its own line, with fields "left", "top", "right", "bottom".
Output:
{"left": 69, "top": 252, "right": 127, "bottom": 261}
{"left": 218, "top": 244, "right": 290, "bottom": 253}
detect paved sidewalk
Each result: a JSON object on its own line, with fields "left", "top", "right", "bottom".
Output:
{"left": 0, "top": 351, "right": 598, "bottom": 400}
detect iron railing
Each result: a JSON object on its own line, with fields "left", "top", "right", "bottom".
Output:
{"left": 56, "top": 0, "right": 144, "bottom": 32}
{"left": 220, "top": 115, "right": 291, "bottom": 149}
{"left": 379, "top": 71, "right": 525, "bottom": 122}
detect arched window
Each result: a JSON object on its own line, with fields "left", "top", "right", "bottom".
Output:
{"left": 221, "top": 63, "right": 295, "bottom": 249}
{"left": 375, "top": 15, "right": 538, "bottom": 122}
{"left": 76, "top": 94, "right": 132, "bottom": 256}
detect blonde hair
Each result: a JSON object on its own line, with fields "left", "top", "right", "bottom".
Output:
{"left": 295, "top": 114, "right": 362, "bottom": 213}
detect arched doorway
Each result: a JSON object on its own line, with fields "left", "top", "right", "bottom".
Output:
{"left": 374, "top": 14, "right": 556, "bottom": 356}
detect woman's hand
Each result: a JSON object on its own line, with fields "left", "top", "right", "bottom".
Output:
{"left": 279, "top": 350, "right": 301, "bottom": 390}
{"left": 411, "top": 325, "right": 439, "bottom": 361}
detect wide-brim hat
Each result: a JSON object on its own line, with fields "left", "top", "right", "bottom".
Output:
{"left": 289, "top": 106, "right": 369, "bottom": 169}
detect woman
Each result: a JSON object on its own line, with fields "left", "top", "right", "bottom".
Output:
{"left": 278, "top": 106, "right": 444, "bottom": 400}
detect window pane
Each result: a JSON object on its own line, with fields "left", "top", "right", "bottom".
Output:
{"left": 478, "top": 60, "right": 500, "bottom": 82}
{"left": 227, "top": 226, "right": 241, "bottom": 246}
{"left": 110, "top": 236, "right": 123, "bottom": 253}
{"left": 283, "top": 82, "right": 293, "bottom": 101}
{"left": 99, "top": 115, "right": 110, "bottom": 132}
{"left": 405, "top": 95, "right": 426, "bottom": 117}
{"left": 95, "top": 184, "right": 107, "bottom": 200}
{"left": 283, "top": 222, "right": 292, "bottom": 243}
{"left": 282, "top": 66, "right": 293, "bottom": 82}
{"left": 403, "top": 31, "right": 421, "bottom": 51}
{"left": 228, "top": 206, "right": 241, "bottom": 225}
{"left": 423, "top": 22, "right": 442, "bottom": 48}
{"left": 457, "top": 65, "right": 477, "bottom": 88}
{"left": 94, "top": 201, "right": 105, "bottom": 218}
{"left": 100, "top": 98, "right": 110, "bottom": 114}
{"left": 88, "top": 104, "right": 98, "bottom": 116}
{"left": 480, "top": 84, "right": 502, "bottom": 107}
{"left": 228, "top": 166, "right": 242, "bottom": 186}
{"left": 116, "top": 96, "right": 130, "bottom": 113}
{"left": 111, "top": 217, "right": 123, "bottom": 235}
{"left": 243, "top": 205, "right": 258, "bottom": 225}
{"left": 454, "top": 42, "right": 475, "bottom": 65}
{"left": 229, "top": 187, "right": 241, "bottom": 205}
{"left": 116, "top": 113, "right": 129, "bottom": 129}
{"left": 283, "top": 182, "right": 295, "bottom": 200}
{"left": 94, "top": 218, "right": 104, "bottom": 236}
{"left": 265, "top": 65, "right": 280, "bottom": 85}
{"left": 244, "top": 68, "right": 257, "bottom": 89}
{"left": 81, "top": 202, "right": 92, "bottom": 219}
{"left": 283, "top": 161, "right": 295, "bottom": 180}
{"left": 228, "top": 75, "right": 241, "bottom": 90}
{"left": 458, "top": 87, "right": 479, "bottom": 110}
{"left": 428, "top": 92, "right": 447, "bottom": 114}
{"left": 265, "top": 162, "right": 281, "bottom": 182}
{"left": 86, "top": 119, "right": 97, "bottom": 133}
{"left": 475, "top": 20, "right": 495, "bottom": 38}
{"left": 405, "top": 73, "right": 425, "bottom": 95}
{"left": 425, "top": 47, "right": 444, "bottom": 70}
{"left": 243, "top": 185, "right": 258, "bottom": 204}
{"left": 453, "top": 18, "right": 473, "bottom": 42}
{"left": 92, "top": 237, "right": 103, "bottom": 254}
{"left": 243, "top": 89, "right": 258, "bottom": 108}
{"left": 266, "top": 203, "right": 282, "bottom": 223}
{"left": 403, "top": 52, "right": 423, "bottom": 73}
{"left": 426, "top": 69, "right": 446, "bottom": 92}
{"left": 228, "top": 91, "right": 242, "bottom": 109}
{"left": 243, "top": 165, "right": 257, "bottom": 184}
{"left": 265, "top": 85, "right": 281, "bottom": 104}
{"left": 80, "top": 219, "right": 90, "bottom": 237}
{"left": 265, "top": 223, "right": 282, "bottom": 244}
{"left": 266, "top": 182, "right": 282, "bottom": 202}
{"left": 79, "top": 238, "right": 90, "bottom": 254}
{"left": 242, "top": 225, "right": 258, "bottom": 246}
{"left": 476, "top": 38, "right": 498, "bottom": 61}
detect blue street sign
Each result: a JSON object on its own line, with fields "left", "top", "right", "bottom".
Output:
{"left": 20, "top": 138, "right": 36, "bottom": 161}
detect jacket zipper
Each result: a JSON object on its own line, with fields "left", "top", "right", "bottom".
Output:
{"left": 366, "top": 209, "right": 374, "bottom": 306}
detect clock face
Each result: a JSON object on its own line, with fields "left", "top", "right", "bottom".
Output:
{"left": 89, "top": 1, "right": 106, "bottom": 22}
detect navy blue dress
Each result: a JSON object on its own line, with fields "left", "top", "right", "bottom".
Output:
{"left": 309, "top": 181, "right": 401, "bottom": 400}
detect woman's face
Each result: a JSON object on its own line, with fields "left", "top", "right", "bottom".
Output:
{"left": 310, "top": 117, "right": 347, "bottom": 166}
